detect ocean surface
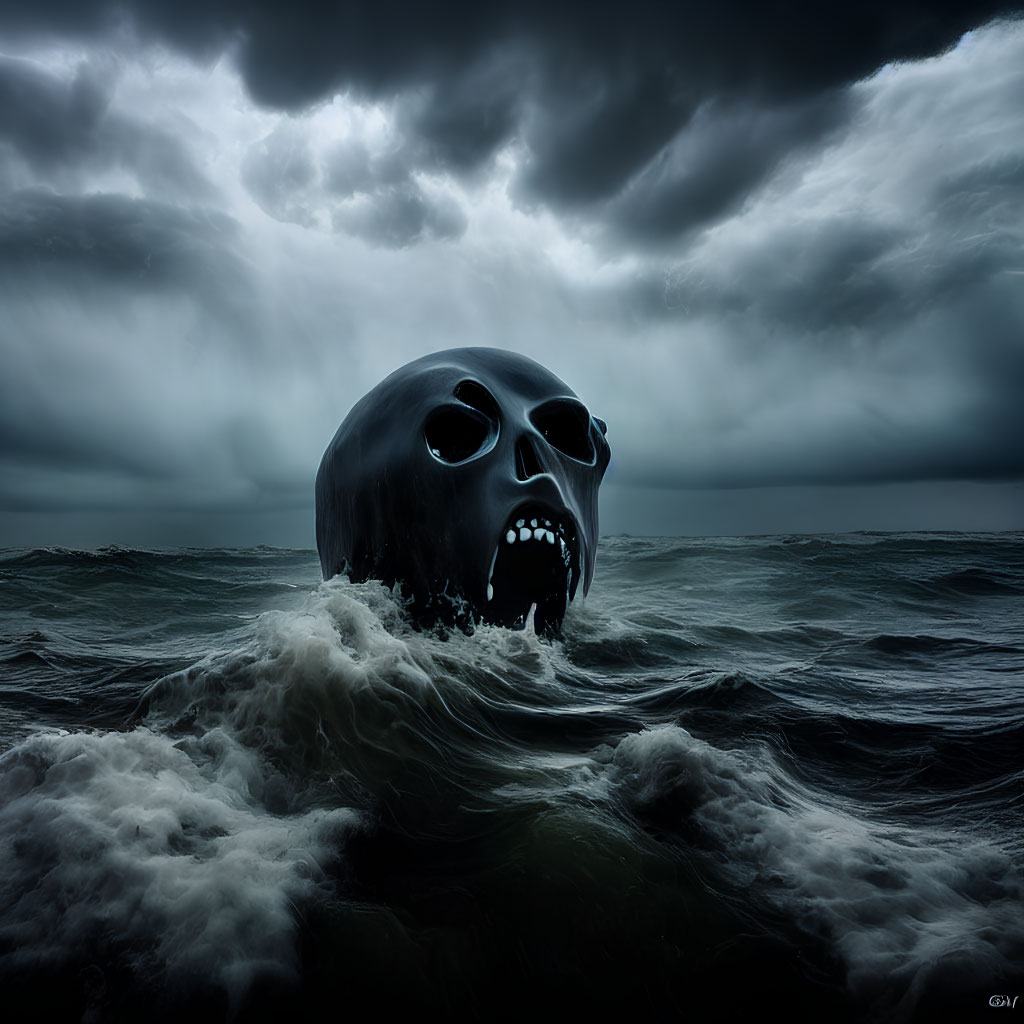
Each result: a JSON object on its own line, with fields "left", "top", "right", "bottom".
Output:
{"left": 0, "top": 533, "right": 1022, "bottom": 1022}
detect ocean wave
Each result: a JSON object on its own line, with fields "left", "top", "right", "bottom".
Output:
{"left": 1, "top": 539, "right": 1021, "bottom": 1019}
{"left": 609, "top": 724, "right": 1024, "bottom": 1018}
{"left": 863, "top": 633, "right": 1023, "bottom": 657}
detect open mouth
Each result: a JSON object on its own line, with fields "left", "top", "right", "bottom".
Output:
{"left": 484, "top": 504, "right": 581, "bottom": 633}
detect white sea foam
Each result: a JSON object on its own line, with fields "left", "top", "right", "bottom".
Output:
{"left": 0, "top": 578, "right": 437, "bottom": 1000}
{"left": 610, "top": 725, "right": 1024, "bottom": 1016}
{"left": 141, "top": 578, "right": 459, "bottom": 788}
{"left": 0, "top": 726, "right": 358, "bottom": 1002}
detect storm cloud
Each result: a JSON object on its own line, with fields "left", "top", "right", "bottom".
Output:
{"left": 0, "top": 1, "right": 1022, "bottom": 543}
{"left": 3, "top": 1, "right": 1021, "bottom": 235}
{"left": 0, "top": 54, "right": 213, "bottom": 199}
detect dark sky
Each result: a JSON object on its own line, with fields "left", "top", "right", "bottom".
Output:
{"left": 1, "top": 1, "right": 1023, "bottom": 545}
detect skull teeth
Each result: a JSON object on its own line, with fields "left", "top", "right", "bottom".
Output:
{"left": 491, "top": 512, "right": 573, "bottom": 604}
{"left": 504, "top": 527, "right": 564, "bottom": 547}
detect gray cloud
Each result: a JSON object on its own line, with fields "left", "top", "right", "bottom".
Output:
{"left": 0, "top": 188, "right": 284, "bottom": 515}
{"left": 0, "top": 189, "right": 249, "bottom": 314}
{"left": 3, "top": 1, "right": 1022, "bottom": 245}
{"left": 601, "top": 92, "right": 852, "bottom": 245}
{"left": 393, "top": 45, "right": 528, "bottom": 176}
{"left": 244, "top": 122, "right": 468, "bottom": 247}
{"left": 322, "top": 138, "right": 378, "bottom": 196}
{"left": 331, "top": 182, "right": 467, "bottom": 248}
{"left": 242, "top": 123, "right": 319, "bottom": 227}
{"left": 0, "top": 55, "right": 213, "bottom": 199}
{"left": 516, "top": 62, "right": 688, "bottom": 208}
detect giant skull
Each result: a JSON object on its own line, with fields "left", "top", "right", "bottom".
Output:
{"left": 315, "top": 347, "right": 611, "bottom": 633}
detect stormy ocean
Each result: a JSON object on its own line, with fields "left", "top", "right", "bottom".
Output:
{"left": 0, "top": 533, "right": 1021, "bottom": 1022}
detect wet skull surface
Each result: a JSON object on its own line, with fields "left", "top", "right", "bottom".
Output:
{"left": 315, "top": 348, "right": 610, "bottom": 633}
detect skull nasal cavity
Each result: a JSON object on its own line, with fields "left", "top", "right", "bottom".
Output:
{"left": 515, "top": 436, "right": 543, "bottom": 481}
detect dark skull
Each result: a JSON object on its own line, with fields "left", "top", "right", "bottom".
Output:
{"left": 315, "top": 347, "right": 611, "bottom": 633}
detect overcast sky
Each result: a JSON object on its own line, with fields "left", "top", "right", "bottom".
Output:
{"left": 1, "top": 1, "right": 1022, "bottom": 547}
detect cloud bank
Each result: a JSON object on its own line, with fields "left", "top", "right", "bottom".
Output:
{"left": 0, "top": 2, "right": 1022, "bottom": 542}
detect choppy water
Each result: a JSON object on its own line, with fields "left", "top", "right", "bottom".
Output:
{"left": 1, "top": 534, "right": 1022, "bottom": 1022}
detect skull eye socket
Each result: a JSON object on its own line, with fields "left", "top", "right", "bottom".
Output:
{"left": 454, "top": 379, "right": 499, "bottom": 419}
{"left": 425, "top": 406, "right": 493, "bottom": 464}
{"left": 531, "top": 400, "right": 596, "bottom": 463}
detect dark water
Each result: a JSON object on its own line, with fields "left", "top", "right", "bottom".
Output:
{"left": 1, "top": 534, "right": 1022, "bottom": 1022}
